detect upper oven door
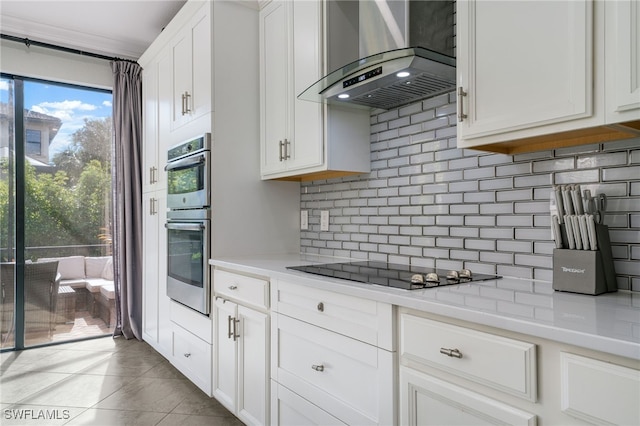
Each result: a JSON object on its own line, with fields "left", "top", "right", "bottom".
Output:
{"left": 166, "top": 150, "right": 210, "bottom": 210}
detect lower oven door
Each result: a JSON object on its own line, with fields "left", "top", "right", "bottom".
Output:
{"left": 165, "top": 219, "right": 210, "bottom": 315}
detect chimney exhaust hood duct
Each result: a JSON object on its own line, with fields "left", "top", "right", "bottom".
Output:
{"left": 298, "top": 1, "right": 456, "bottom": 111}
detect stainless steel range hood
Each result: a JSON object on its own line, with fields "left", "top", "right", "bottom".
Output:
{"left": 298, "top": 1, "right": 456, "bottom": 111}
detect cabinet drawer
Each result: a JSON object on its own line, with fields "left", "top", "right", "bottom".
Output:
{"left": 271, "top": 380, "right": 346, "bottom": 426}
{"left": 272, "top": 313, "right": 394, "bottom": 426}
{"left": 399, "top": 313, "right": 537, "bottom": 402}
{"left": 170, "top": 300, "right": 211, "bottom": 344}
{"left": 213, "top": 269, "right": 268, "bottom": 310}
{"left": 272, "top": 279, "right": 394, "bottom": 350}
{"left": 172, "top": 323, "right": 212, "bottom": 395}
{"left": 560, "top": 352, "right": 640, "bottom": 425}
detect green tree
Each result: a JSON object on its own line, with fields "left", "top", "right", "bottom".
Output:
{"left": 52, "top": 117, "right": 111, "bottom": 184}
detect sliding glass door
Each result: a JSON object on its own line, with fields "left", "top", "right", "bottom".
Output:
{"left": 1, "top": 74, "right": 114, "bottom": 349}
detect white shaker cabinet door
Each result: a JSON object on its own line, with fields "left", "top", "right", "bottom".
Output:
{"left": 400, "top": 367, "right": 537, "bottom": 426}
{"left": 260, "top": 0, "right": 290, "bottom": 176}
{"left": 605, "top": 0, "right": 640, "bottom": 123}
{"left": 214, "top": 297, "right": 238, "bottom": 413}
{"left": 457, "top": 0, "right": 596, "bottom": 142}
{"left": 237, "top": 305, "right": 269, "bottom": 426}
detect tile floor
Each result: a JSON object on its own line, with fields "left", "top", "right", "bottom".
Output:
{"left": 0, "top": 337, "right": 242, "bottom": 425}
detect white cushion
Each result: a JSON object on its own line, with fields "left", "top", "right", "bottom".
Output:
{"left": 102, "top": 257, "right": 114, "bottom": 280}
{"left": 85, "top": 278, "right": 112, "bottom": 293}
{"left": 39, "top": 256, "right": 85, "bottom": 280}
{"left": 100, "top": 284, "right": 115, "bottom": 299}
{"left": 85, "top": 256, "right": 111, "bottom": 278}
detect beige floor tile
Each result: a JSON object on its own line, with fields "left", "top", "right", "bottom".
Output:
{"left": 64, "top": 407, "right": 167, "bottom": 425}
{"left": 95, "top": 377, "right": 196, "bottom": 413}
{"left": 0, "top": 371, "right": 70, "bottom": 404}
{"left": 17, "top": 373, "right": 132, "bottom": 408}
{"left": 79, "top": 350, "right": 165, "bottom": 377}
{"left": 17, "top": 349, "right": 113, "bottom": 374}
{"left": 140, "top": 360, "right": 185, "bottom": 380}
{"left": 171, "top": 388, "right": 236, "bottom": 417}
{"left": 0, "top": 404, "right": 86, "bottom": 425}
{"left": 157, "top": 413, "right": 244, "bottom": 426}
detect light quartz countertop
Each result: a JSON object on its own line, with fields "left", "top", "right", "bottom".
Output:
{"left": 210, "top": 253, "right": 640, "bottom": 360}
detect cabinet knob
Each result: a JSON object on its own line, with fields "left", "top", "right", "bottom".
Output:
{"left": 440, "top": 347, "right": 463, "bottom": 359}
{"left": 311, "top": 364, "right": 324, "bottom": 372}
{"left": 317, "top": 302, "right": 324, "bottom": 312}
{"left": 183, "top": 353, "right": 191, "bottom": 358}
{"left": 228, "top": 285, "right": 238, "bottom": 290}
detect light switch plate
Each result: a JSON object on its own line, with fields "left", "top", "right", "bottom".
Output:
{"left": 300, "top": 210, "right": 309, "bottom": 230}
{"left": 320, "top": 210, "right": 329, "bottom": 231}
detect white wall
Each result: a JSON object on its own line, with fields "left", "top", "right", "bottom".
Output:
{"left": 0, "top": 40, "right": 112, "bottom": 89}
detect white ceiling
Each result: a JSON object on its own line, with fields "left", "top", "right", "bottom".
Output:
{"left": 0, "top": 0, "right": 187, "bottom": 60}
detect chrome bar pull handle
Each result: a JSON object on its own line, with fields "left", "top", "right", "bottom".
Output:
{"left": 278, "top": 140, "right": 284, "bottom": 161}
{"left": 233, "top": 318, "right": 240, "bottom": 341}
{"left": 227, "top": 315, "right": 233, "bottom": 339}
{"left": 440, "top": 347, "right": 463, "bottom": 358}
{"left": 311, "top": 364, "right": 324, "bottom": 372}
{"left": 149, "top": 198, "right": 157, "bottom": 215}
{"left": 149, "top": 166, "right": 156, "bottom": 184}
{"left": 284, "top": 138, "right": 291, "bottom": 160}
{"left": 457, "top": 87, "right": 467, "bottom": 122}
{"left": 184, "top": 91, "right": 191, "bottom": 113}
{"left": 181, "top": 93, "right": 186, "bottom": 115}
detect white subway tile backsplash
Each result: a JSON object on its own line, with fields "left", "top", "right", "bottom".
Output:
{"left": 299, "top": 96, "right": 640, "bottom": 290}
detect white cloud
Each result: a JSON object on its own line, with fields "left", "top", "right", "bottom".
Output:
{"left": 103, "top": 100, "right": 112, "bottom": 107}
{"left": 0, "top": 81, "right": 9, "bottom": 91}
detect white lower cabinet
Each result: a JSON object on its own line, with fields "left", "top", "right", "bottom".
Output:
{"left": 171, "top": 322, "right": 212, "bottom": 395}
{"left": 270, "top": 279, "right": 395, "bottom": 425}
{"left": 213, "top": 269, "right": 270, "bottom": 426}
{"left": 560, "top": 352, "right": 640, "bottom": 425}
{"left": 400, "top": 366, "right": 536, "bottom": 426}
{"left": 399, "top": 309, "right": 537, "bottom": 426}
{"left": 169, "top": 300, "right": 213, "bottom": 396}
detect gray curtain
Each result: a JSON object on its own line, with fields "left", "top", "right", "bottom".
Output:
{"left": 111, "top": 60, "right": 143, "bottom": 340}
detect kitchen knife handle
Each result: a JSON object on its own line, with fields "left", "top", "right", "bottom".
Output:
{"left": 571, "top": 216, "right": 583, "bottom": 250}
{"left": 552, "top": 215, "right": 563, "bottom": 249}
{"left": 587, "top": 214, "right": 598, "bottom": 251}
{"left": 578, "top": 215, "right": 590, "bottom": 250}
{"left": 562, "top": 187, "right": 575, "bottom": 215}
{"left": 572, "top": 186, "right": 584, "bottom": 215}
{"left": 565, "top": 215, "right": 576, "bottom": 249}
{"left": 554, "top": 188, "right": 565, "bottom": 223}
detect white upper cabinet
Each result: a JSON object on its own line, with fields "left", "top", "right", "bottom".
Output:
{"left": 259, "top": 0, "right": 370, "bottom": 181}
{"left": 605, "top": 0, "right": 640, "bottom": 124}
{"left": 457, "top": 0, "right": 640, "bottom": 154}
{"left": 170, "top": 3, "right": 211, "bottom": 132}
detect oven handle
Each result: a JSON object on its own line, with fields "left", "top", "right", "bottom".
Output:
{"left": 164, "top": 154, "right": 206, "bottom": 171}
{"left": 165, "top": 222, "right": 206, "bottom": 231}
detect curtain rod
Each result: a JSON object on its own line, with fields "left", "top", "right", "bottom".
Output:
{"left": 1, "top": 33, "right": 138, "bottom": 64}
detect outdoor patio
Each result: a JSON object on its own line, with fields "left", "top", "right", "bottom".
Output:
{"left": 1, "top": 309, "right": 114, "bottom": 349}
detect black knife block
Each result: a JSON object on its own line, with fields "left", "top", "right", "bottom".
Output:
{"left": 552, "top": 223, "right": 617, "bottom": 295}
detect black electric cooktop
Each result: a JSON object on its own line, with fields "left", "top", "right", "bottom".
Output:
{"left": 286, "top": 261, "right": 501, "bottom": 290}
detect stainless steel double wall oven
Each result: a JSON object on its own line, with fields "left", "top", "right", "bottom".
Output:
{"left": 165, "top": 133, "right": 211, "bottom": 315}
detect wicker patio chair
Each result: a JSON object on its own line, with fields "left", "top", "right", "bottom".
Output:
{"left": 0, "top": 261, "right": 60, "bottom": 336}
{"left": 0, "top": 262, "right": 14, "bottom": 334}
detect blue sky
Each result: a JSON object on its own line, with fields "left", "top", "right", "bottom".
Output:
{"left": 1, "top": 78, "right": 112, "bottom": 159}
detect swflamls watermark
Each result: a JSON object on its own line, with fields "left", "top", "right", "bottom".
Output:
{"left": 3, "top": 408, "right": 71, "bottom": 421}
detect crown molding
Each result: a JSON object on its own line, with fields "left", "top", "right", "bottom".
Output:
{"left": 0, "top": 15, "right": 146, "bottom": 60}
